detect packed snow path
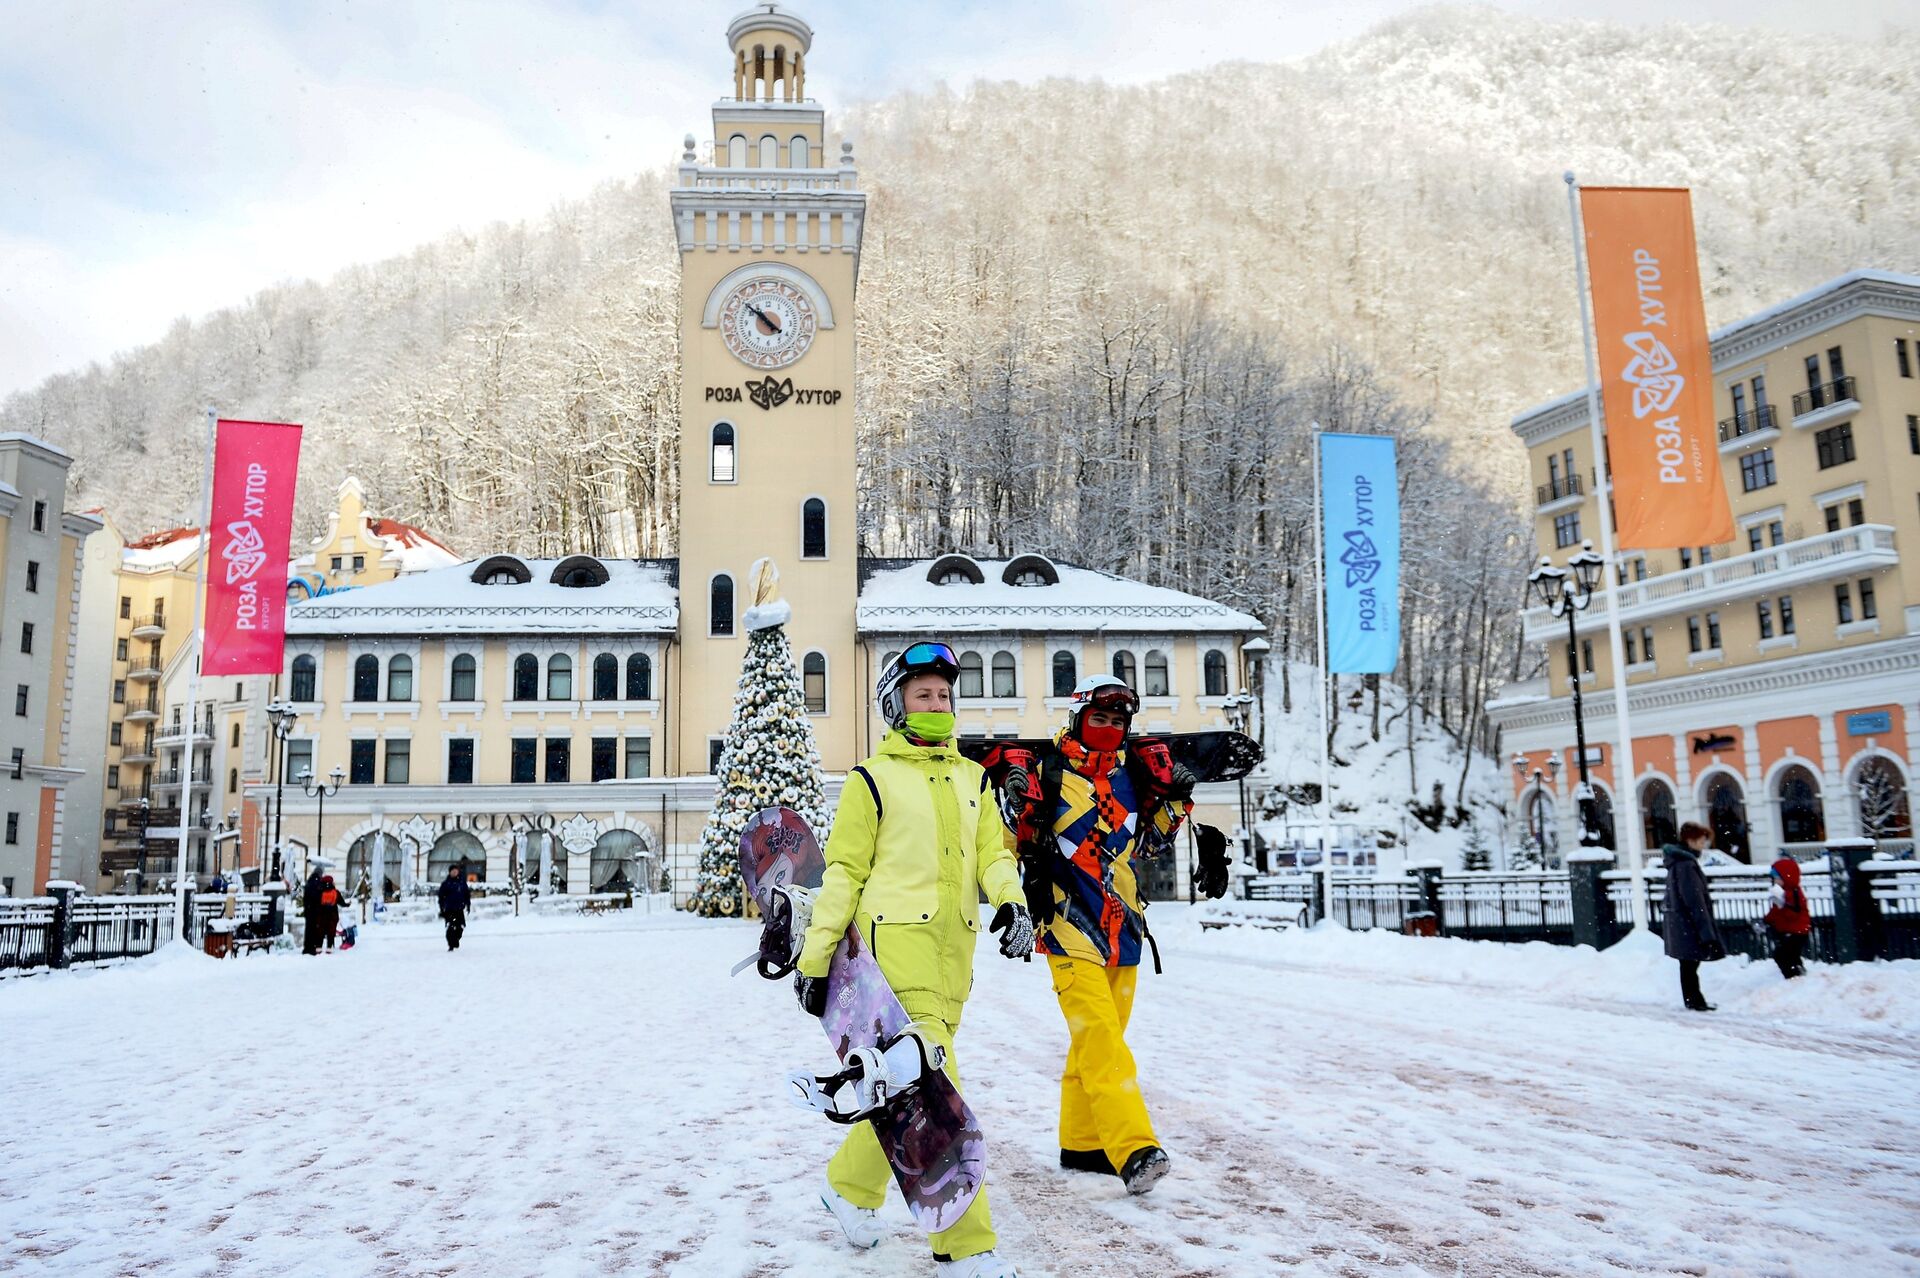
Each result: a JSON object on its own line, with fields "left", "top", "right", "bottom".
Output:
{"left": 3, "top": 910, "right": 1916, "bottom": 1277}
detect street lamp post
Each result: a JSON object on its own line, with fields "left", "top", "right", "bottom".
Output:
{"left": 1222, "top": 692, "right": 1257, "bottom": 875}
{"left": 299, "top": 765, "right": 346, "bottom": 877}
{"left": 1528, "top": 542, "right": 1608, "bottom": 850}
{"left": 265, "top": 702, "right": 297, "bottom": 879}
{"left": 136, "top": 796, "right": 151, "bottom": 891}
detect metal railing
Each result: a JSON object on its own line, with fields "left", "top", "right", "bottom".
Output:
{"left": 129, "top": 614, "right": 167, "bottom": 633}
{"left": 127, "top": 663, "right": 163, "bottom": 680}
{"left": 1717, "top": 404, "right": 1778, "bottom": 441}
{"left": 1, "top": 888, "right": 287, "bottom": 975}
{"left": 1792, "top": 376, "right": 1857, "bottom": 417}
{"left": 1535, "top": 473, "right": 1584, "bottom": 506}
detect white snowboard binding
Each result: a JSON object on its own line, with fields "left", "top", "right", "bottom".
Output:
{"left": 732, "top": 881, "right": 815, "bottom": 979}
{"left": 787, "top": 1027, "right": 946, "bottom": 1124}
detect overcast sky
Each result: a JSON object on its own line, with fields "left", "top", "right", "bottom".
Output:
{"left": 0, "top": 0, "right": 1910, "bottom": 399}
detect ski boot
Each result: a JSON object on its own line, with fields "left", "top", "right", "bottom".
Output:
{"left": 819, "top": 1175, "right": 883, "bottom": 1249}
{"left": 1121, "top": 1145, "right": 1170, "bottom": 1195}
{"left": 936, "top": 1251, "right": 1019, "bottom": 1277}
{"left": 788, "top": 1027, "right": 946, "bottom": 1123}
{"left": 732, "top": 881, "right": 815, "bottom": 979}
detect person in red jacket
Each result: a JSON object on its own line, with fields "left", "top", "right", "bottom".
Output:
{"left": 1763, "top": 854, "right": 1811, "bottom": 979}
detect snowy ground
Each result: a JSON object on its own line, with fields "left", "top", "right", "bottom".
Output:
{"left": 4, "top": 909, "right": 1918, "bottom": 1277}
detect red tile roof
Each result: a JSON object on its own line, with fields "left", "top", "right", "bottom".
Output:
{"left": 369, "top": 517, "right": 455, "bottom": 555}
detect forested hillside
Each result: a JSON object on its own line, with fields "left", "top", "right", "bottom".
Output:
{"left": 5, "top": 6, "right": 1915, "bottom": 762}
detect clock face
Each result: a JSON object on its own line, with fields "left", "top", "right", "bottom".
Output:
{"left": 719, "top": 277, "right": 818, "bottom": 370}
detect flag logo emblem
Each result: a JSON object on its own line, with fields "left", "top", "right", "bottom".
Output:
{"left": 223, "top": 520, "right": 267, "bottom": 584}
{"left": 1340, "top": 530, "right": 1381, "bottom": 588}
{"left": 1620, "top": 331, "right": 1684, "bottom": 418}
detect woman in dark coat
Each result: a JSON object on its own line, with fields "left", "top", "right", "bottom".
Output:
{"left": 1662, "top": 821, "right": 1728, "bottom": 1011}
{"left": 438, "top": 865, "right": 472, "bottom": 951}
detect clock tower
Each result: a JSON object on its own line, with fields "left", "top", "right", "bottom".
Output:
{"left": 671, "top": 4, "right": 864, "bottom": 775}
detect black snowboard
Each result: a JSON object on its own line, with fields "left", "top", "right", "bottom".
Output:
{"left": 957, "top": 730, "right": 1262, "bottom": 783}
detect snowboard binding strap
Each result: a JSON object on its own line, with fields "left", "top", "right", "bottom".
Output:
{"left": 786, "top": 1027, "right": 946, "bottom": 1124}
{"left": 731, "top": 882, "right": 815, "bottom": 979}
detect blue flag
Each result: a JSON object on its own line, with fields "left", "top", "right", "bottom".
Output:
{"left": 1320, "top": 433, "right": 1400, "bottom": 674}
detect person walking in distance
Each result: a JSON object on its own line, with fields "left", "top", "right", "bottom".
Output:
{"left": 438, "top": 864, "right": 472, "bottom": 951}
{"left": 1662, "top": 821, "right": 1728, "bottom": 1011}
{"left": 316, "top": 874, "right": 346, "bottom": 952}
{"left": 1764, "top": 853, "right": 1811, "bottom": 979}
{"left": 983, "top": 674, "right": 1233, "bottom": 1196}
{"left": 300, "top": 864, "right": 327, "bottom": 956}
{"left": 794, "top": 643, "right": 1032, "bottom": 1278}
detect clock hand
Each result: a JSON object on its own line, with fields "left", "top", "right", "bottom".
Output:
{"left": 745, "top": 302, "right": 783, "bottom": 335}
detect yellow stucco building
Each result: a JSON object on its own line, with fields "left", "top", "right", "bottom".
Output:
{"left": 262, "top": 6, "right": 1266, "bottom": 905}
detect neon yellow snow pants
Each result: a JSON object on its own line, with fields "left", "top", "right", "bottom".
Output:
{"left": 1049, "top": 954, "right": 1159, "bottom": 1173}
{"left": 826, "top": 1007, "right": 996, "bottom": 1260}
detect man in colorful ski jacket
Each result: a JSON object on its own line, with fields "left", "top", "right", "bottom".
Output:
{"left": 795, "top": 642, "right": 1032, "bottom": 1278}
{"left": 986, "top": 674, "right": 1232, "bottom": 1196}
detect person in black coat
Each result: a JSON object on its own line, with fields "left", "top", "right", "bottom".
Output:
{"left": 438, "top": 864, "right": 472, "bottom": 951}
{"left": 301, "top": 866, "right": 328, "bottom": 955}
{"left": 1662, "top": 821, "right": 1728, "bottom": 1012}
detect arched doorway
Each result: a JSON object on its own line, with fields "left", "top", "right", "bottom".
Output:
{"left": 1588, "top": 785, "right": 1617, "bottom": 850}
{"left": 1774, "top": 764, "right": 1826, "bottom": 845}
{"left": 1522, "top": 785, "right": 1558, "bottom": 865}
{"left": 1853, "top": 754, "right": 1913, "bottom": 841}
{"left": 428, "top": 830, "right": 486, "bottom": 884}
{"left": 1639, "top": 778, "right": 1678, "bottom": 851}
{"left": 1701, "top": 772, "right": 1749, "bottom": 862}
{"left": 346, "top": 832, "right": 403, "bottom": 901}
{"left": 591, "top": 829, "right": 652, "bottom": 893}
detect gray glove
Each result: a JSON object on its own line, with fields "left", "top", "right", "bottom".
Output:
{"left": 990, "top": 902, "right": 1034, "bottom": 960}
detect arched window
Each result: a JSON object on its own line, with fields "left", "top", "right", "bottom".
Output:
{"left": 727, "top": 134, "right": 747, "bottom": 167}
{"left": 1051, "top": 651, "right": 1076, "bottom": 696}
{"left": 990, "top": 650, "right": 1016, "bottom": 698}
{"left": 386, "top": 654, "right": 413, "bottom": 702}
{"left": 1112, "top": 651, "right": 1137, "bottom": 689}
{"left": 626, "top": 653, "right": 652, "bottom": 701}
{"left": 1143, "top": 650, "right": 1169, "bottom": 697}
{"left": 803, "top": 651, "right": 827, "bottom": 714}
{"left": 428, "top": 830, "right": 486, "bottom": 884}
{"left": 1639, "top": 778, "right": 1678, "bottom": 850}
{"left": 1524, "top": 785, "right": 1558, "bottom": 858}
{"left": 449, "top": 653, "right": 477, "bottom": 702}
{"left": 1854, "top": 755, "right": 1913, "bottom": 840}
{"left": 789, "top": 135, "right": 808, "bottom": 167}
{"left": 1703, "top": 773, "right": 1750, "bottom": 862}
{"left": 711, "top": 423, "right": 737, "bottom": 483}
{"left": 483, "top": 568, "right": 517, "bottom": 585}
{"left": 290, "top": 654, "right": 316, "bottom": 702}
{"left": 1204, "top": 650, "right": 1229, "bottom": 697}
{"left": 957, "top": 651, "right": 984, "bottom": 699}
{"left": 802, "top": 498, "right": 827, "bottom": 559}
{"left": 512, "top": 653, "right": 539, "bottom": 701}
{"left": 1775, "top": 764, "right": 1825, "bottom": 844}
{"left": 352, "top": 654, "right": 379, "bottom": 702}
{"left": 711, "top": 575, "right": 735, "bottom": 637}
{"left": 937, "top": 569, "right": 972, "bottom": 585}
{"left": 592, "top": 828, "right": 649, "bottom": 893}
{"left": 547, "top": 654, "right": 572, "bottom": 701}
{"left": 1589, "top": 785, "right": 1617, "bottom": 850}
{"left": 592, "top": 653, "right": 618, "bottom": 701}
{"left": 759, "top": 134, "right": 779, "bottom": 167}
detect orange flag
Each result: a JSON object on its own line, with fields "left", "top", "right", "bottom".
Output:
{"left": 1579, "top": 187, "right": 1733, "bottom": 549}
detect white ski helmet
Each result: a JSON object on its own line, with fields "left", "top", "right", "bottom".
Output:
{"left": 1065, "top": 673, "right": 1140, "bottom": 736}
{"left": 875, "top": 642, "right": 962, "bottom": 730}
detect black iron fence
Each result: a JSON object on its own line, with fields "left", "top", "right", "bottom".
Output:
{"left": 1791, "top": 376, "right": 1857, "bottom": 416}
{"left": 0, "top": 885, "right": 286, "bottom": 976}
{"left": 1240, "top": 843, "right": 1920, "bottom": 965}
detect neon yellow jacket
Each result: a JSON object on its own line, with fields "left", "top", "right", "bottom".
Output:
{"left": 798, "top": 730, "right": 1024, "bottom": 1025}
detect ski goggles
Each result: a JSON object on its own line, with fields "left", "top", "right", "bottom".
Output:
{"left": 1073, "top": 684, "right": 1140, "bottom": 716}
{"left": 899, "top": 642, "right": 960, "bottom": 673}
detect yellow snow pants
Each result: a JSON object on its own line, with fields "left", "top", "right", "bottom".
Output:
{"left": 1049, "top": 954, "right": 1159, "bottom": 1173}
{"left": 826, "top": 1007, "right": 996, "bottom": 1261}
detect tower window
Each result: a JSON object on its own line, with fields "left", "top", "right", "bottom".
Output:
{"left": 712, "top": 423, "right": 737, "bottom": 483}
{"left": 991, "top": 651, "right": 1016, "bottom": 698}
{"left": 760, "top": 134, "right": 779, "bottom": 168}
{"left": 627, "top": 653, "right": 652, "bottom": 700}
{"left": 789, "top": 135, "right": 808, "bottom": 168}
{"left": 352, "top": 654, "right": 379, "bottom": 702}
{"left": 546, "top": 654, "right": 572, "bottom": 701}
{"left": 957, "top": 652, "right": 984, "bottom": 699}
{"left": 449, "top": 654, "right": 476, "bottom": 701}
{"left": 711, "top": 575, "right": 735, "bottom": 637}
{"left": 592, "top": 653, "right": 618, "bottom": 701}
{"left": 1204, "top": 650, "right": 1229, "bottom": 697}
{"left": 1052, "top": 651, "right": 1077, "bottom": 696}
{"left": 512, "top": 654, "right": 539, "bottom": 701}
{"left": 803, "top": 651, "right": 827, "bottom": 714}
{"left": 728, "top": 134, "right": 747, "bottom": 167}
{"left": 802, "top": 498, "right": 827, "bottom": 559}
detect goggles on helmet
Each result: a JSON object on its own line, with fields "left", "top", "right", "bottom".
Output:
{"left": 900, "top": 642, "right": 959, "bottom": 673}
{"left": 1071, "top": 683, "right": 1140, "bottom": 717}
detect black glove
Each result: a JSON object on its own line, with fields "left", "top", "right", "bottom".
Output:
{"left": 1195, "top": 824, "right": 1231, "bottom": 899}
{"left": 795, "top": 973, "right": 828, "bottom": 1017}
{"left": 1022, "top": 861, "right": 1058, "bottom": 928}
{"left": 1166, "top": 760, "right": 1198, "bottom": 803}
{"left": 990, "top": 902, "right": 1034, "bottom": 960}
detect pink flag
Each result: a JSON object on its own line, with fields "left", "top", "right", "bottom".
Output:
{"left": 204, "top": 419, "right": 303, "bottom": 675}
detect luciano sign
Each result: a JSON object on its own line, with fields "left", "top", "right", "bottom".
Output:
{"left": 706, "top": 378, "right": 843, "bottom": 411}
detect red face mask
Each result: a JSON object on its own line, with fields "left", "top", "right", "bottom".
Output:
{"left": 1079, "top": 722, "right": 1126, "bottom": 751}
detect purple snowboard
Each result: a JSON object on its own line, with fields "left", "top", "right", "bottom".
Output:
{"left": 739, "top": 806, "right": 985, "bottom": 1234}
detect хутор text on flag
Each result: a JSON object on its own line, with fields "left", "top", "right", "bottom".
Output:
{"left": 1320, "top": 432, "right": 1400, "bottom": 674}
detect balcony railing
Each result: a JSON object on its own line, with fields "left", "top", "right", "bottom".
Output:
{"left": 119, "top": 747, "right": 156, "bottom": 765}
{"left": 155, "top": 719, "right": 215, "bottom": 746}
{"left": 129, "top": 614, "right": 166, "bottom": 636}
{"left": 127, "top": 663, "right": 162, "bottom": 682}
{"left": 1523, "top": 524, "right": 1899, "bottom": 641}
{"left": 123, "top": 695, "right": 160, "bottom": 721}
{"left": 1535, "top": 473, "right": 1584, "bottom": 507}
{"left": 1716, "top": 403, "right": 1778, "bottom": 442}
{"left": 1791, "top": 376, "right": 1857, "bottom": 419}
{"left": 152, "top": 769, "right": 213, "bottom": 790}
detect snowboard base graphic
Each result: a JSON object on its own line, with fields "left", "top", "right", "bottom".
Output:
{"left": 738, "top": 806, "right": 985, "bottom": 1234}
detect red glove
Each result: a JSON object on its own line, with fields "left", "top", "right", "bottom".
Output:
{"left": 1134, "top": 739, "right": 1195, "bottom": 803}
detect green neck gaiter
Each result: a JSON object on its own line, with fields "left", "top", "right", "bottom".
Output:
{"left": 904, "top": 711, "right": 955, "bottom": 744}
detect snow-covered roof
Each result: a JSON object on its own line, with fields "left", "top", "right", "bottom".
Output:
{"left": 288, "top": 557, "right": 678, "bottom": 636}
{"left": 122, "top": 527, "right": 203, "bottom": 571}
{"left": 856, "top": 556, "right": 1263, "bottom": 635}
{"left": 367, "top": 517, "right": 461, "bottom": 573}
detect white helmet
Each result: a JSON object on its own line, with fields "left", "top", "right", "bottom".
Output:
{"left": 875, "top": 642, "right": 961, "bottom": 730}
{"left": 1065, "top": 674, "right": 1139, "bottom": 736}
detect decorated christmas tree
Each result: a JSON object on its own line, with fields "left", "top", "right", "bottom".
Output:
{"left": 687, "top": 559, "right": 830, "bottom": 916}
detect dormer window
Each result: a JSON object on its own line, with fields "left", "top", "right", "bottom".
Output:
{"left": 1002, "top": 554, "right": 1059, "bottom": 587}
{"left": 926, "top": 554, "right": 985, "bottom": 586}
{"left": 1011, "top": 570, "right": 1047, "bottom": 587}
{"left": 550, "top": 556, "right": 610, "bottom": 589}
{"left": 937, "top": 570, "right": 972, "bottom": 586}
{"left": 470, "top": 555, "right": 532, "bottom": 586}
{"left": 484, "top": 570, "right": 517, "bottom": 585}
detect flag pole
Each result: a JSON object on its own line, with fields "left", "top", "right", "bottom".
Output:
{"left": 1563, "top": 173, "right": 1649, "bottom": 932}
{"left": 174, "top": 407, "right": 216, "bottom": 938}
{"left": 1312, "top": 425, "right": 1335, "bottom": 920}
